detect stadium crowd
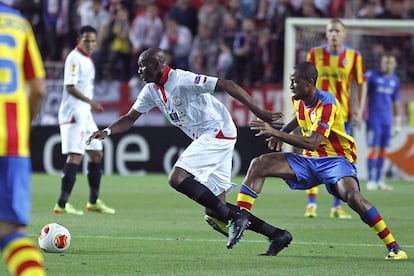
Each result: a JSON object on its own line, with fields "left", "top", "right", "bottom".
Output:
{"left": 14, "top": 0, "right": 414, "bottom": 85}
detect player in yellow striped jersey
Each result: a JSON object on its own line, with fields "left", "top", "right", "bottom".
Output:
{"left": 304, "top": 18, "right": 367, "bottom": 219}
{"left": 235, "top": 61, "right": 407, "bottom": 260}
{"left": 0, "top": 1, "right": 46, "bottom": 275}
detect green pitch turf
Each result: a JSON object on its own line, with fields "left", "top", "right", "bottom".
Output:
{"left": 1, "top": 174, "right": 413, "bottom": 275}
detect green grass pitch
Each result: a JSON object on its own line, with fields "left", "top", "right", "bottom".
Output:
{"left": 1, "top": 174, "right": 413, "bottom": 275}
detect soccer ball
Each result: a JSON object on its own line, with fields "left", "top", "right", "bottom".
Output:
{"left": 38, "top": 223, "right": 71, "bottom": 253}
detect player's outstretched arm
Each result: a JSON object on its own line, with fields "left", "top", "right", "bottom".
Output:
{"left": 215, "top": 79, "right": 283, "bottom": 124}
{"left": 86, "top": 109, "right": 142, "bottom": 145}
{"left": 250, "top": 118, "right": 324, "bottom": 151}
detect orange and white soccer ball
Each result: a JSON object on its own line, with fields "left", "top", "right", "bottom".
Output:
{"left": 38, "top": 223, "right": 71, "bottom": 253}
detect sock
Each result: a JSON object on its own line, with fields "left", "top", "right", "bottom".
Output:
{"left": 360, "top": 206, "right": 400, "bottom": 251}
{"left": 0, "top": 232, "right": 45, "bottom": 276}
{"left": 227, "top": 203, "right": 285, "bottom": 238}
{"left": 332, "top": 197, "right": 341, "bottom": 208}
{"left": 376, "top": 152, "right": 385, "bottom": 182}
{"left": 174, "top": 176, "right": 235, "bottom": 220}
{"left": 58, "top": 163, "right": 78, "bottom": 208}
{"left": 367, "top": 151, "right": 377, "bottom": 182}
{"left": 87, "top": 162, "right": 102, "bottom": 204}
{"left": 236, "top": 184, "right": 258, "bottom": 211}
{"left": 306, "top": 186, "right": 319, "bottom": 205}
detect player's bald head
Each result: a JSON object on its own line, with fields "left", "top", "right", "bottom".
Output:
{"left": 139, "top": 48, "right": 167, "bottom": 67}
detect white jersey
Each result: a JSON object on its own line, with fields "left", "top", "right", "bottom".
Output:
{"left": 58, "top": 47, "right": 101, "bottom": 154}
{"left": 132, "top": 67, "right": 237, "bottom": 140}
{"left": 58, "top": 47, "right": 95, "bottom": 123}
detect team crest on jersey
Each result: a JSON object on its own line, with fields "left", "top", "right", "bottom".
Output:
{"left": 343, "top": 58, "right": 349, "bottom": 66}
{"left": 71, "top": 64, "right": 76, "bottom": 72}
{"left": 172, "top": 96, "right": 182, "bottom": 106}
{"left": 310, "top": 110, "right": 316, "bottom": 122}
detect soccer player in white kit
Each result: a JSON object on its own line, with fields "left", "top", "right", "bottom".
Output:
{"left": 88, "top": 48, "right": 292, "bottom": 253}
{"left": 55, "top": 25, "right": 115, "bottom": 215}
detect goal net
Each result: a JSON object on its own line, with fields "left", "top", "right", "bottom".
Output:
{"left": 283, "top": 18, "right": 414, "bottom": 180}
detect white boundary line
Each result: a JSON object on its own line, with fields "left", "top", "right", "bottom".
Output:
{"left": 29, "top": 234, "right": 414, "bottom": 248}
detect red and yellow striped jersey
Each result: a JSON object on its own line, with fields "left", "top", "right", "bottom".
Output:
{"left": 292, "top": 90, "right": 357, "bottom": 164}
{"left": 306, "top": 44, "right": 366, "bottom": 122}
{"left": 0, "top": 5, "right": 45, "bottom": 157}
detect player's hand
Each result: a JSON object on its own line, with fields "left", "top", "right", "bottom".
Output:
{"left": 86, "top": 130, "right": 107, "bottom": 145}
{"left": 256, "top": 110, "right": 283, "bottom": 124}
{"left": 352, "top": 110, "right": 363, "bottom": 129}
{"left": 270, "top": 111, "right": 284, "bottom": 124}
{"left": 250, "top": 118, "right": 276, "bottom": 137}
{"left": 90, "top": 101, "right": 104, "bottom": 113}
{"left": 265, "top": 136, "right": 283, "bottom": 151}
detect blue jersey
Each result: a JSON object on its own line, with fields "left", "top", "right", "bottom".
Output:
{"left": 366, "top": 69, "right": 400, "bottom": 126}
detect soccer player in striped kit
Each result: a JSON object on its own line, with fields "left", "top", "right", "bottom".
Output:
{"left": 235, "top": 61, "right": 407, "bottom": 260}
{"left": 365, "top": 52, "right": 401, "bottom": 191}
{"left": 0, "top": 1, "right": 47, "bottom": 275}
{"left": 304, "top": 18, "right": 367, "bottom": 219}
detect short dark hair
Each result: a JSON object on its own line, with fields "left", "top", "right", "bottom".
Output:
{"left": 79, "top": 25, "right": 97, "bottom": 37}
{"left": 295, "top": 61, "right": 318, "bottom": 84}
{"left": 329, "top": 18, "right": 345, "bottom": 28}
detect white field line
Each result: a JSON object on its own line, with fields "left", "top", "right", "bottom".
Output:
{"left": 29, "top": 234, "right": 414, "bottom": 248}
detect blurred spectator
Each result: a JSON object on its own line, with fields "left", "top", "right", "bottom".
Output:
{"left": 357, "top": 0, "right": 385, "bottom": 18}
{"left": 232, "top": 18, "right": 258, "bottom": 85}
{"left": 159, "top": 18, "right": 193, "bottom": 70}
{"left": 105, "top": 2, "right": 131, "bottom": 81}
{"left": 224, "top": 0, "right": 244, "bottom": 28}
{"left": 219, "top": 11, "right": 238, "bottom": 79}
{"left": 381, "top": 0, "right": 406, "bottom": 19}
{"left": 297, "top": 0, "right": 326, "bottom": 17}
{"left": 313, "top": 0, "right": 331, "bottom": 16}
{"left": 221, "top": 12, "right": 239, "bottom": 49}
{"left": 57, "top": 0, "right": 80, "bottom": 60}
{"left": 189, "top": 23, "right": 220, "bottom": 75}
{"left": 268, "top": 0, "right": 295, "bottom": 82}
{"left": 78, "top": 0, "right": 110, "bottom": 48}
{"left": 239, "top": 0, "right": 258, "bottom": 18}
{"left": 256, "top": 0, "right": 277, "bottom": 25}
{"left": 198, "top": 0, "right": 226, "bottom": 38}
{"left": 42, "top": 0, "right": 62, "bottom": 61}
{"left": 78, "top": 0, "right": 111, "bottom": 81}
{"left": 131, "top": 0, "right": 150, "bottom": 16}
{"left": 167, "top": 0, "right": 199, "bottom": 36}
{"left": 216, "top": 41, "right": 234, "bottom": 78}
{"left": 254, "top": 26, "right": 277, "bottom": 83}
{"left": 129, "top": 3, "right": 163, "bottom": 81}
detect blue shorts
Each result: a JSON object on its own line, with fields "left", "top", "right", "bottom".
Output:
{"left": 366, "top": 121, "right": 391, "bottom": 148}
{"left": 283, "top": 153, "right": 359, "bottom": 195}
{"left": 0, "top": 157, "right": 31, "bottom": 225}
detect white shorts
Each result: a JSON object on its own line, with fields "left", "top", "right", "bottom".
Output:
{"left": 175, "top": 133, "right": 237, "bottom": 196}
{"left": 59, "top": 110, "right": 102, "bottom": 155}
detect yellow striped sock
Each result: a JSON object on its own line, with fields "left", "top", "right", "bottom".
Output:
{"left": 2, "top": 234, "right": 45, "bottom": 276}
{"left": 236, "top": 184, "right": 258, "bottom": 211}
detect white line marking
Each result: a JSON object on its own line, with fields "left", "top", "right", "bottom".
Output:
{"left": 29, "top": 234, "right": 414, "bottom": 248}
